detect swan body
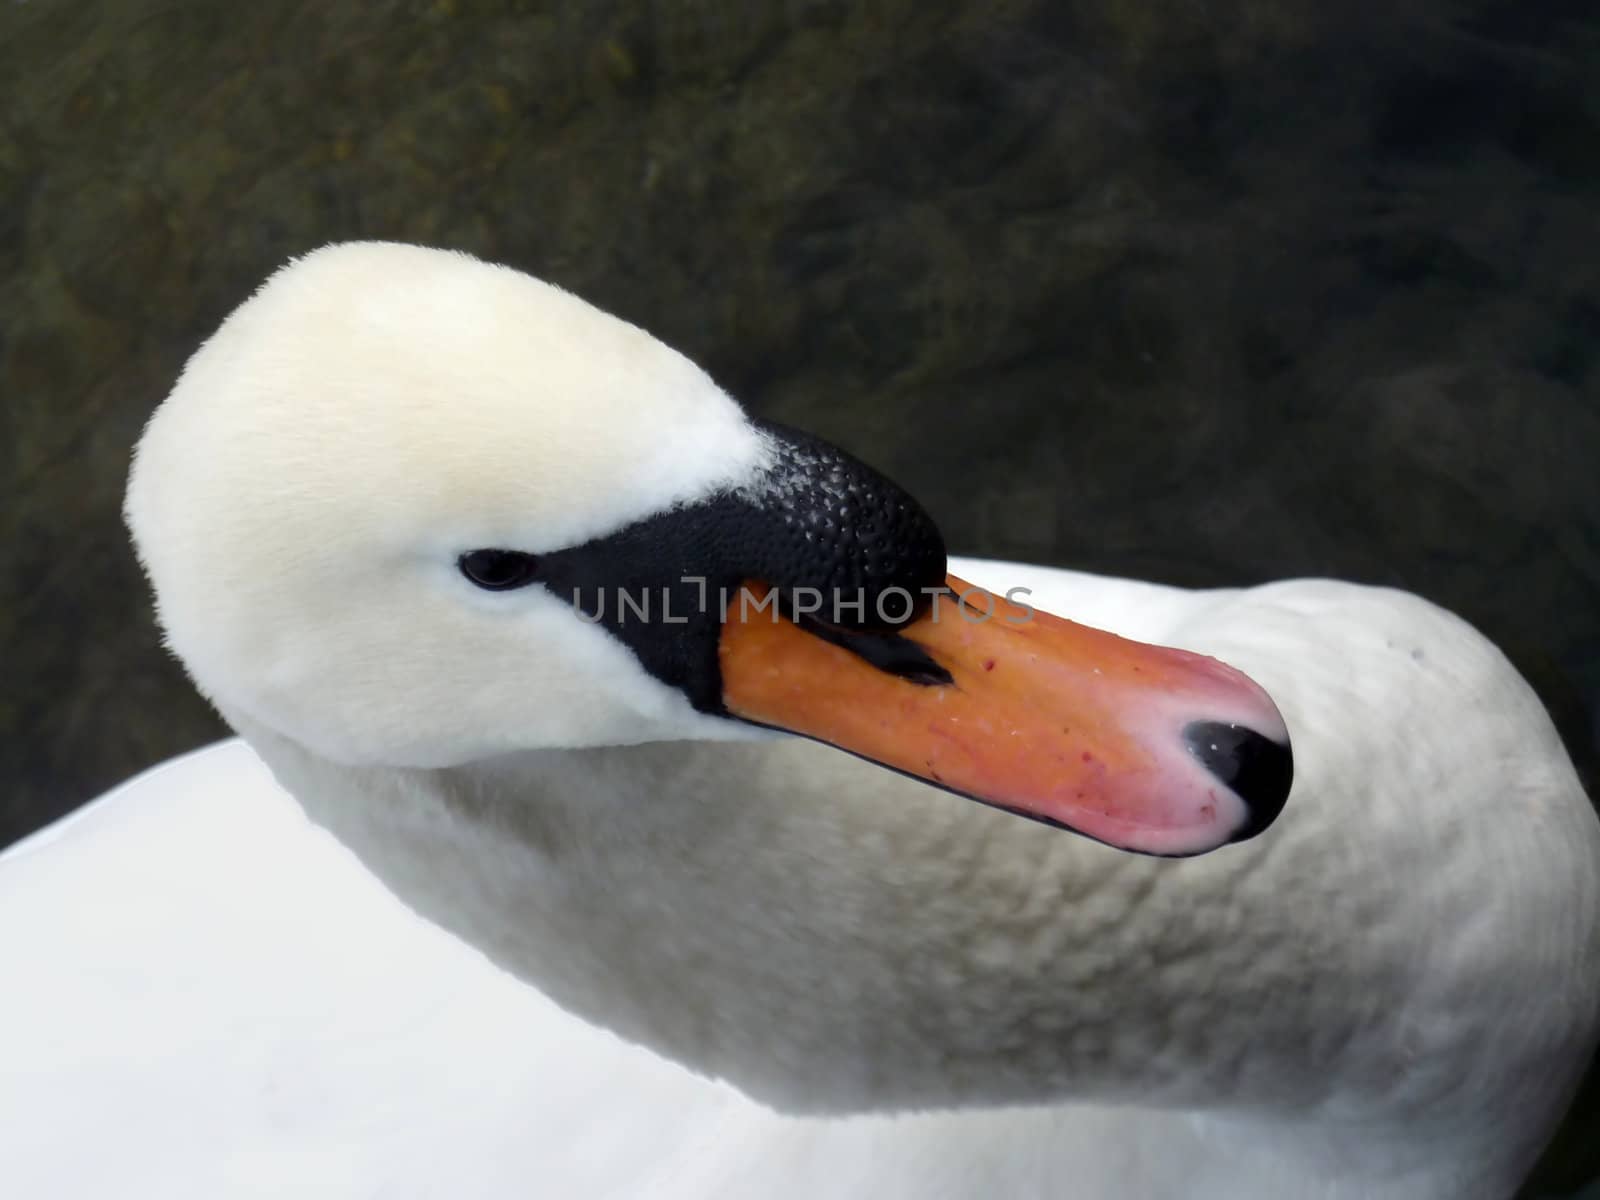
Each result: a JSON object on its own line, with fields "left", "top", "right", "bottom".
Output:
{"left": 4, "top": 244, "right": 1596, "bottom": 1197}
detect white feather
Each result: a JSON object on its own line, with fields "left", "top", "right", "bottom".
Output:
{"left": 5, "top": 244, "right": 1593, "bottom": 1198}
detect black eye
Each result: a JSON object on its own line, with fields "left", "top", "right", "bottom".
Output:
{"left": 458, "top": 549, "right": 541, "bottom": 591}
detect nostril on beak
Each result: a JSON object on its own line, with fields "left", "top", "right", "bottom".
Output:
{"left": 1183, "top": 720, "right": 1294, "bottom": 842}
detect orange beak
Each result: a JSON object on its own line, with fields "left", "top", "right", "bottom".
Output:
{"left": 719, "top": 576, "right": 1292, "bottom": 856}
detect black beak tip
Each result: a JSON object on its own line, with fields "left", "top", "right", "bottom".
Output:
{"left": 1183, "top": 720, "right": 1294, "bottom": 842}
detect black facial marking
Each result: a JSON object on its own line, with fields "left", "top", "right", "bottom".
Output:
{"left": 795, "top": 616, "right": 954, "bottom": 686}
{"left": 535, "top": 420, "right": 948, "bottom": 713}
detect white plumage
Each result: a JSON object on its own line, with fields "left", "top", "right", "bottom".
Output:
{"left": 3, "top": 244, "right": 1595, "bottom": 1198}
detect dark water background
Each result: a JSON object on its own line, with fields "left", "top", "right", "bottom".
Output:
{"left": 3, "top": 1, "right": 1599, "bottom": 1193}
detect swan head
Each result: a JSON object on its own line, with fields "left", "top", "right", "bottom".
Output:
{"left": 126, "top": 242, "right": 1291, "bottom": 856}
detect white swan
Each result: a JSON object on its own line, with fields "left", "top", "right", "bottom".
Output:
{"left": 3, "top": 242, "right": 1596, "bottom": 1198}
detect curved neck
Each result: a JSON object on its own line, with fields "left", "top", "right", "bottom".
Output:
{"left": 252, "top": 723, "right": 1381, "bottom": 1117}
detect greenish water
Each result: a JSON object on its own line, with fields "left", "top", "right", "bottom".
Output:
{"left": 3, "top": 0, "right": 1598, "bottom": 1192}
